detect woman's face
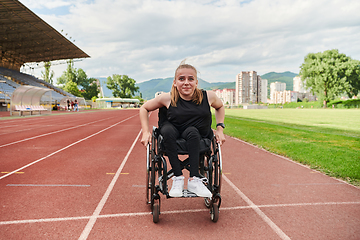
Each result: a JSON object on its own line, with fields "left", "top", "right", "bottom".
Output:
{"left": 173, "top": 67, "right": 198, "bottom": 100}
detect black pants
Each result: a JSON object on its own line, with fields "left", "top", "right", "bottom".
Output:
{"left": 160, "top": 123, "right": 202, "bottom": 178}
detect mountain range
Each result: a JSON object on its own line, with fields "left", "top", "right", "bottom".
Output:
{"left": 98, "top": 71, "right": 298, "bottom": 100}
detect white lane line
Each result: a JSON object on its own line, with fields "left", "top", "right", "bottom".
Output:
{"left": 1, "top": 201, "right": 359, "bottom": 226}
{"left": 0, "top": 114, "right": 137, "bottom": 180}
{"left": 0, "top": 125, "right": 71, "bottom": 136}
{"left": 0, "top": 118, "right": 47, "bottom": 124}
{"left": 220, "top": 201, "right": 360, "bottom": 211}
{"left": 0, "top": 125, "right": 20, "bottom": 129}
{"left": 223, "top": 174, "right": 291, "bottom": 240}
{"left": 0, "top": 216, "right": 91, "bottom": 225}
{"left": 230, "top": 136, "right": 312, "bottom": 170}
{"left": 230, "top": 136, "right": 360, "bottom": 189}
{"left": 0, "top": 117, "right": 114, "bottom": 148}
{"left": 6, "top": 184, "right": 90, "bottom": 187}
{"left": 78, "top": 129, "right": 142, "bottom": 240}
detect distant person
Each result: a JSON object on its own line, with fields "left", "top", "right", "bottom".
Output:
{"left": 53, "top": 100, "right": 58, "bottom": 110}
{"left": 73, "top": 99, "right": 79, "bottom": 112}
{"left": 67, "top": 99, "right": 70, "bottom": 111}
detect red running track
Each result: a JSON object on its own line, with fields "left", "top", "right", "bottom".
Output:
{"left": 0, "top": 109, "right": 359, "bottom": 239}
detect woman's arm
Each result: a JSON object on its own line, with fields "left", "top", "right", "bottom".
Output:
{"left": 207, "top": 91, "right": 226, "bottom": 145}
{"left": 139, "top": 93, "right": 170, "bottom": 146}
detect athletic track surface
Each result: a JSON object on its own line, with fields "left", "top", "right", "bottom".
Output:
{"left": 0, "top": 109, "right": 359, "bottom": 240}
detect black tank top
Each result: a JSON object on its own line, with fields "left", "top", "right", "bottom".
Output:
{"left": 158, "top": 90, "right": 212, "bottom": 138}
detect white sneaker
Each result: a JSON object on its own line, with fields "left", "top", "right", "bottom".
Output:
{"left": 187, "top": 177, "right": 212, "bottom": 198}
{"left": 169, "top": 176, "right": 184, "bottom": 197}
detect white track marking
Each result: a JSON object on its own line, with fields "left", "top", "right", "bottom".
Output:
{"left": 230, "top": 136, "right": 314, "bottom": 170}
{"left": 223, "top": 174, "right": 292, "bottom": 240}
{"left": 230, "top": 136, "right": 360, "bottom": 189}
{"left": 0, "top": 124, "right": 76, "bottom": 136}
{"left": 0, "top": 127, "right": 46, "bottom": 136}
{"left": 1, "top": 201, "right": 359, "bottom": 226}
{"left": 0, "top": 118, "right": 47, "bottom": 124}
{"left": 221, "top": 201, "right": 360, "bottom": 210}
{"left": 0, "top": 216, "right": 91, "bottom": 225}
{"left": 78, "top": 129, "right": 142, "bottom": 240}
{"left": 6, "top": 184, "right": 90, "bottom": 187}
{"left": 0, "top": 117, "right": 114, "bottom": 148}
{"left": 0, "top": 124, "right": 20, "bottom": 129}
{"left": 0, "top": 115, "right": 137, "bottom": 180}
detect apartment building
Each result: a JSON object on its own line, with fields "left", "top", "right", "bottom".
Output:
{"left": 270, "top": 81, "right": 286, "bottom": 102}
{"left": 270, "top": 76, "right": 316, "bottom": 104}
{"left": 293, "top": 76, "right": 317, "bottom": 101}
{"left": 214, "top": 88, "right": 235, "bottom": 106}
{"left": 293, "top": 76, "right": 307, "bottom": 93}
{"left": 235, "top": 71, "right": 267, "bottom": 105}
{"left": 259, "top": 78, "right": 268, "bottom": 103}
{"left": 272, "top": 90, "right": 298, "bottom": 104}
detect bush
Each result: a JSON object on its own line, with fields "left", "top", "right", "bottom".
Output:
{"left": 327, "top": 99, "right": 360, "bottom": 109}
{"left": 269, "top": 101, "right": 322, "bottom": 109}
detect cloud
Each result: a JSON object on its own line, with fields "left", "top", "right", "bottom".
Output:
{"left": 20, "top": 0, "right": 360, "bottom": 83}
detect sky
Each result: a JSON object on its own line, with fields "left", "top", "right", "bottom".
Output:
{"left": 19, "top": 0, "right": 360, "bottom": 84}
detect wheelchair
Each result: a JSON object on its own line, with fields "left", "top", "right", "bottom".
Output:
{"left": 146, "top": 126, "right": 222, "bottom": 223}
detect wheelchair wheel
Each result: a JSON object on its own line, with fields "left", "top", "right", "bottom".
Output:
{"left": 150, "top": 155, "right": 162, "bottom": 223}
{"left": 203, "top": 140, "right": 222, "bottom": 209}
{"left": 201, "top": 154, "right": 213, "bottom": 208}
{"left": 152, "top": 202, "right": 160, "bottom": 223}
{"left": 150, "top": 156, "right": 157, "bottom": 206}
{"left": 146, "top": 144, "right": 152, "bottom": 204}
{"left": 211, "top": 139, "right": 222, "bottom": 194}
{"left": 210, "top": 203, "right": 219, "bottom": 222}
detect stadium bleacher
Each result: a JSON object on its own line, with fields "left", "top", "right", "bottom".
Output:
{"left": 0, "top": 66, "right": 75, "bottom": 106}
{"left": 0, "top": 0, "right": 89, "bottom": 113}
{"left": 0, "top": 76, "right": 17, "bottom": 99}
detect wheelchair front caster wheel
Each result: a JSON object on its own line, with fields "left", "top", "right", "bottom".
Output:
{"left": 210, "top": 203, "right": 219, "bottom": 222}
{"left": 204, "top": 197, "right": 211, "bottom": 208}
{"left": 152, "top": 202, "right": 160, "bottom": 223}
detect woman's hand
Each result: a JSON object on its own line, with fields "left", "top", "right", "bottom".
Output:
{"left": 215, "top": 129, "right": 226, "bottom": 145}
{"left": 140, "top": 131, "right": 151, "bottom": 147}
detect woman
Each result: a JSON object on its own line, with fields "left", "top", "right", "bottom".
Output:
{"left": 140, "top": 62, "right": 225, "bottom": 198}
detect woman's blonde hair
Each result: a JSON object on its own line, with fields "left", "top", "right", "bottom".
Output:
{"left": 170, "top": 61, "right": 203, "bottom": 107}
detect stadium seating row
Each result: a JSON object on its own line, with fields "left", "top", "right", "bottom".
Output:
{"left": 0, "top": 67, "right": 74, "bottom": 102}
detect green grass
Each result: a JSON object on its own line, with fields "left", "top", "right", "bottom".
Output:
{"left": 212, "top": 109, "right": 360, "bottom": 186}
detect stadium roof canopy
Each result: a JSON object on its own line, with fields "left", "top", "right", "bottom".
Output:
{"left": 0, "top": 0, "right": 90, "bottom": 71}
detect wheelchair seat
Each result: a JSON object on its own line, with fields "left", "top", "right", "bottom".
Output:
{"left": 155, "top": 127, "right": 212, "bottom": 155}
{"left": 174, "top": 138, "right": 212, "bottom": 155}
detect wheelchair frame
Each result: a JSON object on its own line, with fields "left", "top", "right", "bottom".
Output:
{"left": 146, "top": 126, "right": 222, "bottom": 223}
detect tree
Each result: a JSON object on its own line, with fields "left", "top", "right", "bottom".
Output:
{"left": 64, "top": 80, "right": 82, "bottom": 97}
{"left": 57, "top": 60, "right": 99, "bottom": 100}
{"left": 41, "top": 61, "right": 54, "bottom": 84}
{"left": 299, "top": 49, "right": 360, "bottom": 107}
{"left": 57, "top": 60, "right": 76, "bottom": 86}
{"left": 75, "top": 68, "right": 88, "bottom": 87}
{"left": 106, "top": 74, "right": 139, "bottom": 98}
{"left": 81, "top": 78, "right": 100, "bottom": 100}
